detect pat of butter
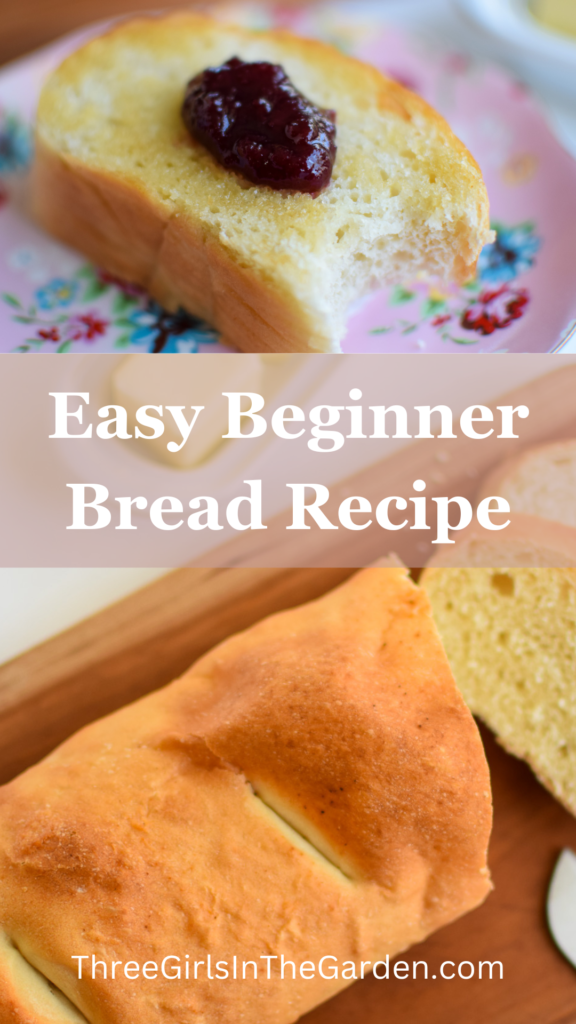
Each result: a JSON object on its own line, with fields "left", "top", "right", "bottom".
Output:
{"left": 547, "top": 848, "right": 576, "bottom": 969}
{"left": 531, "top": 0, "right": 576, "bottom": 39}
{"left": 112, "top": 354, "right": 263, "bottom": 468}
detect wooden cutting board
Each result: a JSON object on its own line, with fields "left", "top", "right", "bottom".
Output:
{"left": 1, "top": 566, "right": 576, "bottom": 1022}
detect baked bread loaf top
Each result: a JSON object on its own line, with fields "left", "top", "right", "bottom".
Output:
{"left": 32, "top": 13, "right": 493, "bottom": 353}
{"left": 0, "top": 568, "right": 491, "bottom": 1024}
{"left": 422, "top": 562, "right": 576, "bottom": 818}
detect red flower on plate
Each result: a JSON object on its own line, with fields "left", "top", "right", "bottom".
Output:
{"left": 38, "top": 326, "right": 60, "bottom": 342}
{"left": 66, "top": 312, "right": 109, "bottom": 342}
{"left": 431, "top": 313, "right": 451, "bottom": 327}
{"left": 460, "top": 285, "right": 529, "bottom": 336}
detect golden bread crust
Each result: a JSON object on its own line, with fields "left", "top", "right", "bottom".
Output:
{"left": 31, "top": 140, "right": 320, "bottom": 354}
{"left": 32, "top": 13, "right": 493, "bottom": 352}
{"left": 0, "top": 568, "right": 491, "bottom": 1023}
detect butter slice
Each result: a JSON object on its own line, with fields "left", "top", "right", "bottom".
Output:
{"left": 112, "top": 355, "right": 263, "bottom": 468}
{"left": 531, "top": 0, "right": 576, "bottom": 39}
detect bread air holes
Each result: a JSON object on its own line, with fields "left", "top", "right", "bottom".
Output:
{"left": 491, "top": 572, "right": 515, "bottom": 598}
{"left": 389, "top": 183, "right": 401, "bottom": 198}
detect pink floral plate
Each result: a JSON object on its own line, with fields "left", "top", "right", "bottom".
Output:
{"left": 1, "top": 3, "right": 576, "bottom": 353}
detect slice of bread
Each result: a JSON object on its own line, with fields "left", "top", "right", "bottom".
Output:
{"left": 423, "top": 513, "right": 576, "bottom": 568}
{"left": 478, "top": 440, "right": 576, "bottom": 529}
{"left": 32, "top": 13, "right": 493, "bottom": 353}
{"left": 422, "top": 555, "right": 576, "bottom": 817}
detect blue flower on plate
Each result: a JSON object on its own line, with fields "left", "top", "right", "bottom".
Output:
{"left": 35, "top": 277, "right": 79, "bottom": 309}
{"left": 127, "top": 301, "right": 219, "bottom": 352}
{"left": 0, "top": 111, "right": 32, "bottom": 175}
{"left": 477, "top": 222, "right": 541, "bottom": 285}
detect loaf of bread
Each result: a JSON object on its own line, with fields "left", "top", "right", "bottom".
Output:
{"left": 0, "top": 568, "right": 491, "bottom": 1024}
{"left": 32, "top": 13, "right": 493, "bottom": 353}
{"left": 422, "top": 558, "right": 576, "bottom": 818}
{"left": 477, "top": 440, "right": 576, "bottom": 529}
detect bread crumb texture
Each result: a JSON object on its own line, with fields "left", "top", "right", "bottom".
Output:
{"left": 423, "top": 568, "right": 576, "bottom": 814}
{"left": 33, "top": 14, "right": 492, "bottom": 352}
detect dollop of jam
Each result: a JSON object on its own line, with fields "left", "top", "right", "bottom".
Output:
{"left": 181, "top": 57, "right": 337, "bottom": 193}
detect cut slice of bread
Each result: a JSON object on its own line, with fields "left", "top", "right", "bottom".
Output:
{"left": 32, "top": 13, "right": 493, "bottom": 353}
{"left": 422, "top": 552, "right": 576, "bottom": 817}
{"left": 478, "top": 440, "right": 576, "bottom": 529}
{"left": 423, "top": 513, "right": 576, "bottom": 568}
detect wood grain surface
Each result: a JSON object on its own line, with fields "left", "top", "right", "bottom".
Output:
{"left": 0, "top": 0, "right": 309, "bottom": 66}
{"left": 305, "top": 724, "right": 576, "bottom": 1024}
{"left": 1, "top": 566, "right": 576, "bottom": 1023}
{"left": 0, "top": 566, "right": 353, "bottom": 782}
